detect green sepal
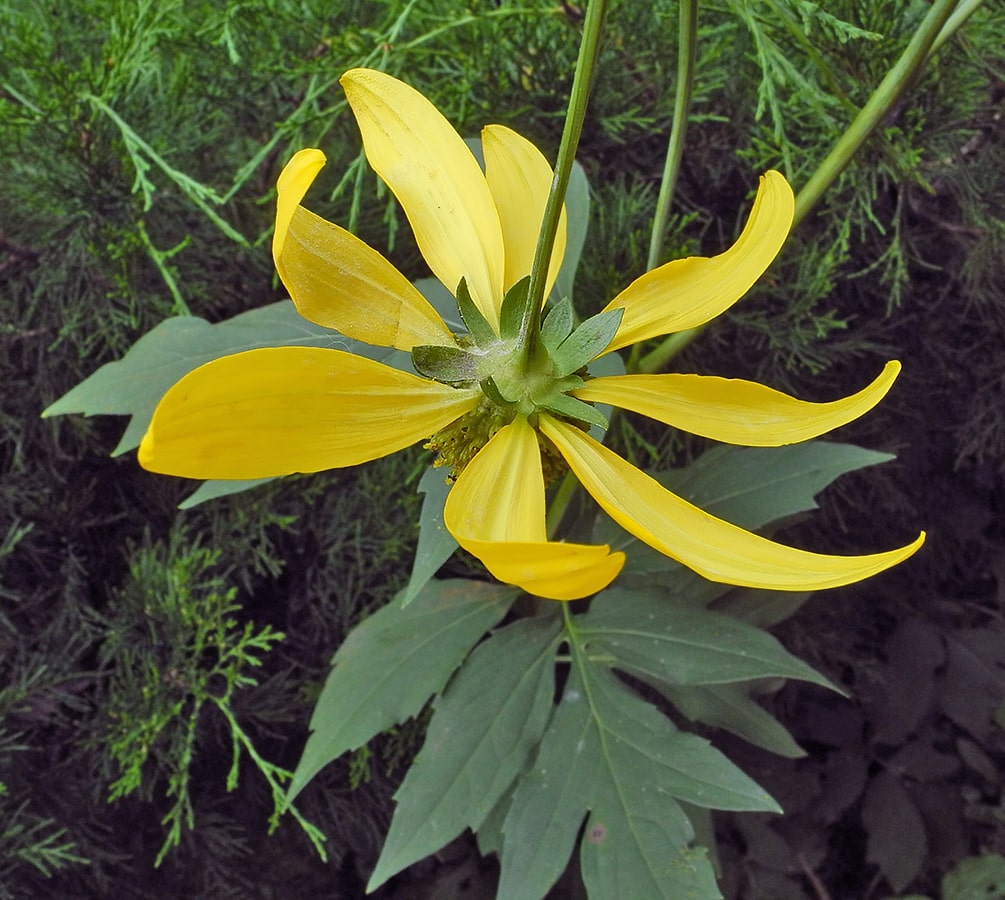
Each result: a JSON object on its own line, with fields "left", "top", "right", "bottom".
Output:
{"left": 411, "top": 344, "right": 484, "bottom": 384}
{"left": 550, "top": 307, "right": 624, "bottom": 378}
{"left": 455, "top": 278, "right": 497, "bottom": 348}
{"left": 540, "top": 296, "right": 575, "bottom": 355}
{"left": 536, "top": 390, "right": 608, "bottom": 430}
{"left": 480, "top": 375, "right": 518, "bottom": 407}
{"left": 498, "top": 275, "right": 531, "bottom": 342}
{"left": 367, "top": 615, "right": 561, "bottom": 891}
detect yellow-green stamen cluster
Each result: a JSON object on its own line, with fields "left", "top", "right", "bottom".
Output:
{"left": 424, "top": 398, "right": 515, "bottom": 482}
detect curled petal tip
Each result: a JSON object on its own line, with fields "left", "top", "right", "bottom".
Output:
{"left": 274, "top": 149, "right": 326, "bottom": 260}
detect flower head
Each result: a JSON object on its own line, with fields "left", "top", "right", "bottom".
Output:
{"left": 139, "top": 68, "right": 923, "bottom": 601}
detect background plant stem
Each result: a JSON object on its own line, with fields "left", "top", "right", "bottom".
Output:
{"left": 635, "top": 0, "right": 964, "bottom": 375}
{"left": 626, "top": 0, "right": 697, "bottom": 375}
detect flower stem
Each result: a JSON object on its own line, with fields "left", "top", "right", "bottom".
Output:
{"left": 628, "top": 0, "right": 697, "bottom": 375}
{"left": 521, "top": 0, "right": 609, "bottom": 359}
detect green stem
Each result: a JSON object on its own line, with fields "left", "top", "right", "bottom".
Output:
{"left": 521, "top": 0, "right": 609, "bottom": 361}
{"left": 546, "top": 470, "right": 578, "bottom": 539}
{"left": 928, "top": 0, "right": 986, "bottom": 56}
{"left": 628, "top": 0, "right": 698, "bottom": 375}
{"left": 792, "top": 0, "right": 960, "bottom": 228}
{"left": 645, "top": 0, "right": 698, "bottom": 274}
{"left": 634, "top": 0, "right": 964, "bottom": 376}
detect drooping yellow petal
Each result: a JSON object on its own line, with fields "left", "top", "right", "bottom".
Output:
{"left": 481, "top": 124, "right": 567, "bottom": 299}
{"left": 443, "top": 416, "right": 624, "bottom": 600}
{"left": 601, "top": 170, "right": 795, "bottom": 354}
{"left": 139, "top": 347, "right": 479, "bottom": 480}
{"left": 574, "top": 361, "right": 901, "bottom": 446}
{"left": 539, "top": 415, "right": 924, "bottom": 591}
{"left": 273, "top": 149, "right": 454, "bottom": 352}
{"left": 341, "top": 68, "right": 505, "bottom": 331}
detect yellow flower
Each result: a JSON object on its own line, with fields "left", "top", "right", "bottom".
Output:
{"left": 139, "top": 68, "right": 923, "bottom": 601}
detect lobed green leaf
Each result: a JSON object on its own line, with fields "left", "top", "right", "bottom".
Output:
{"left": 578, "top": 588, "right": 835, "bottom": 690}
{"left": 400, "top": 466, "right": 458, "bottom": 608}
{"left": 660, "top": 682, "right": 806, "bottom": 759}
{"left": 43, "top": 300, "right": 407, "bottom": 455}
{"left": 498, "top": 647, "right": 775, "bottom": 898}
{"left": 287, "top": 579, "right": 516, "bottom": 802}
{"left": 368, "top": 615, "right": 560, "bottom": 890}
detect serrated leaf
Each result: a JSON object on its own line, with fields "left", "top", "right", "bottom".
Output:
{"left": 660, "top": 682, "right": 805, "bottom": 758}
{"left": 578, "top": 667, "right": 727, "bottom": 899}
{"left": 498, "top": 665, "right": 618, "bottom": 900}
{"left": 401, "top": 466, "right": 458, "bottom": 607}
{"left": 662, "top": 441, "right": 894, "bottom": 531}
{"left": 578, "top": 588, "right": 836, "bottom": 690}
{"left": 498, "top": 657, "right": 774, "bottom": 899}
{"left": 540, "top": 297, "right": 575, "bottom": 355}
{"left": 177, "top": 477, "right": 275, "bottom": 510}
{"left": 368, "top": 616, "right": 560, "bottom": 890}
{"left": 582, "top": 662, "right": 779, "bottom": 812}
{"left": 287, "top": 579, "right": 516, "bottom": 801}
{"left": 581, "top": 823, "right": 720, "bottom": 900}
{"left": 550, "top": 308, "right": 623, "bottom": 378}
{"left": 475, "top": 787, "right": 510, "bottom": 859}
{"left": 710, "top": 588, "right": 814, "bottom": 628}
{"left": 43, "top": 300, "right": 408, "bottom": 455}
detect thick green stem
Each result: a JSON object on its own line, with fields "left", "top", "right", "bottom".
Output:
{"left": 792, "top": 0, "right": 960, "bottom": 228}
{"left": 520, "top": 0, "right": 608, "bottom": 364}
{"left": 634, "top": 0, "right": 964, "bottom": 376}
{"left": 646, "top": 0, "right": 698, "bottom": 274}
{"left": 627, "top": 0, "right": 698, "bottom": 375}
{"left": 929, "top": 0, "right": 986, "bottom": 55}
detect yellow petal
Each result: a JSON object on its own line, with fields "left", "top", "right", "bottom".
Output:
{"left": 575, "top": 361, "right": 901, "bottom": 446}
{"left": 539, "top": 415, "right": 925, "bottom": 591}
{"left": 458, "top": 539, "right": 626, "bottom": 602}
{"left": 139, "top": 347, "right": 479, "bottom": 479}
{"left": 443, "top": 416, "right": 624, "bottom": 600}
{"left": 273, "top": 149, "right": 453, "bottom": 351}
{"left": 602, "top": 170, "right": 795, "bottom": 354}
{"left": 341, "top": 68, "right": 505, "bottom": 331}
{"left": 481, "top": 124, "right": 567, "bottom": 299}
